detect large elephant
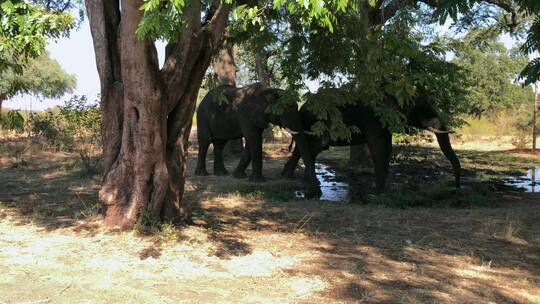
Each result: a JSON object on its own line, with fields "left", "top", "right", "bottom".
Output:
{"left": 195, "top": 83, "right": 319, "bottom": 188}
{"left": 281, "top": 95, "right": 461, "bottom": 194}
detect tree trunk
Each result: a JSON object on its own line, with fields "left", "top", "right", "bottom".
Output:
{"left": 253, "top": 50, "right": 277, "bottom": 142}
{"left": 347, "top": 1, "right": 377, "bottom": 167}
{"left": 212, "top": 44, "right": 236, "bottom": 86}
{"left": 350, "top": 144, "right": 372, "bottom": 166}
{"left": 86, "top": 0, "right": 230, "bottom": 230}
{"left": 0, "top": 96, "right": 4, "bottom": 116}
{"left": 254, "top": 50, "right": 270, "bottom": 88}
{"left": 212, "top": 42, "right": 244, "bottom": 158}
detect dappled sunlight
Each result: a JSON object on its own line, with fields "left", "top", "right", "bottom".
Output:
{"left": 1, "top": 139, "right": 540, "bottom": 302}
{"left": 0, "top": 219, "right": 334, "bottom": 303}
{"left": 299, "top": 241, "right": 540, "bottom": 303}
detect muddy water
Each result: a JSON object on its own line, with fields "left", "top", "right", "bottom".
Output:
{"left": 505, "top": 167, "right": 540, "bottom": 193}
{"left": 296, "top": 163, "right": 350, "bottom": 202}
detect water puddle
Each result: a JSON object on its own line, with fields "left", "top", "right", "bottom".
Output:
{"left": 296, "top": 163, "right": 350, "bottom": 202}
{"left": 504, "top": 167, "right": 540, "bottom": 193}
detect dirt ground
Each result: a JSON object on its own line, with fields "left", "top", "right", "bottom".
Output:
{"left": 0, "top": 136, "right": 539, "bottom": 303}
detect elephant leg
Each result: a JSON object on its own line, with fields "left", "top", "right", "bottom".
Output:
{"left": 302, "top": 147, "right": 322, "bottom": 198}
{"left": 194, "top": 133, "right": 211, "bottom": 176}
{"left": 281, "top": 146, "right": 301, "bottom": 178}
{"left": 233, "top": 150, "right": 251, "bottom": 179}
{"left": 213, "top": 140, "right": 229, "bottom": 176}
{"left": 367, "top": 127, "right": 392, "bottom": 194}
{"left": 246, "top": 130, "right": 266, "bottom": 182}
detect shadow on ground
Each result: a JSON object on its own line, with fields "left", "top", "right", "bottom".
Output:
{"left": 1, "top": 141, "right": 540, "bottom": 303}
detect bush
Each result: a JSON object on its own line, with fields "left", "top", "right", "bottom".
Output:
{"left": 459, "top": 105, "right": 536, "bottom": 148}
{"left": 510, "top": 133, "right": 531, "bottom": 149}
{"left": 0, "top": 110, "right": 25, "bottom": 132}
{"left": 60, "top": 96, "right": 102, "bottom": 174}
{"left": 29, "top": 111, "right": 68, "bottom": 149}
{"left": 28, "top": 95, "right": 102, "bottom": 174}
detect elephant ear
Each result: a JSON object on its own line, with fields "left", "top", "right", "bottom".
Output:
{"left": 260, "top": 88, "right": 285, "bottom": 104}
{"left": 238, "top": 95, "right": 269, "bottom": 128}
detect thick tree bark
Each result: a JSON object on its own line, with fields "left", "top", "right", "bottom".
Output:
{"left": 349, "top": 144, "right": 372, "bottom": 166}
{"left": 253, "top": 50, "right": 277, "bottom": 142}
{"left": 254, "top": 50, "right": 271, "bottom": 88}
{"left": 86, "top": 0, "right": 123, "bottom": 175}
{"left": 212, "top": 44, "right": 237, "bottom": 86}
{"left": 0, "top": 96, "right": 4, "bottom": 115}
{"left": 348, "top": 1, "right": 377, "bottom": 167}
{"left": 86, "top": 0, "right": 230, "bottom": 230}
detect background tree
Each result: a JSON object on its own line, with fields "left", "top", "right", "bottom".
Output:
{"left": 451, "top": 32, "right": 533, "bottom": 117}
{"left": 0, "top": 52, "right": 76, "bottom": 113}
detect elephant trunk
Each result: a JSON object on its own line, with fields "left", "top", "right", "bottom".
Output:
{"left": 435, "top": 128, "right": 461, "bottom": 189}
{"left": 292, "top": 133, "right": 320, "bottom": 187}
{"left": 278, "top": 108, "right": 320, "bottom": 190}
{"left": 422, "top": 118, "right": 461, "bottom": 188}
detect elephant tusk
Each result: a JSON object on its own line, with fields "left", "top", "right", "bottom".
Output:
{"left": 427, "top": 127, "right": 454, "bottom": 134}
{"left": 284, "top": 127, "right": 299, "bottom": 135}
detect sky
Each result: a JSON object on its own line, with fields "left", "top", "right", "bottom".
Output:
{"left": 5, "top": 21, "right": 97, "bottom": 111}
{"left": 2, "top": 19, "right": 525, "bottom": 111}
{"left": 4, "top": 21, "right": 166, "bottom": 111}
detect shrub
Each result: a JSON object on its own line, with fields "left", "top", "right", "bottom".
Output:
{"left": 28, "top": 95, "right": 102, "bottom": 174}
{"left": 0, "top": 110, "right": 25, "bottom": 132}
{"left": 59, "top": 96, "right": 102, "bottom": 174}
{"left": 29, "top": 111, "right": 68, "bottom": 149}
{"left": 511, "top": 132, "right": 532, "bottom": 149}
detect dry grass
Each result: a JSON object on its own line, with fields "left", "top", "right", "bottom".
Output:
{"left": 0, "top": 136, "right": 539, "bottom": 303}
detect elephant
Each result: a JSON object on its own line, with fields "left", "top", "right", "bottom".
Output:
{"left": 194, "top": 83, "right": 319, "bottom": 189}
{"left": 281, "top": 95, "right": 461, "bottom": 194}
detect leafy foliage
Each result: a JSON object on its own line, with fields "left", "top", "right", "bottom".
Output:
{"left": 227, "top": 1, "right": 540, "bottom": 141}
{"left": 0, "top": 0, "right": 74, "bottom": 71}
{"left": 137, "top": 0, "right": 354, "bottom": 42}
{"left": 515, "top": 0, "right": 540, "bottom": 84}
{"left": 275, "top": 7, "right": 471, "bottom": 138}
{"left": 30, "top": 110, "right": 62, "bottom": 144}
{"left": 30, "top": 96, "right": 102, "bottom": 174}
{"left": 0, "top": 110, "right": 24, "bottom": 131}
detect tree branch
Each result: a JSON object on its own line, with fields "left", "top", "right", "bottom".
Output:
{"left": 164, "top": 2, "right": 231, "bottom": 148}
{"left": 119, "top": 0, "right": 160, "bottom": 91}
{"left": 162, "top": 1, "right": 231, "bottom": 112}
{"left": 203, "top": 3, "right": 232, "bottom": 44}
{"left": 85, "top": 0, "right": 124, "bottom": 174}
{"left": 376, "top": 0, "right": 520, "bottom": 26}
{"left": 161, "top": 0, "right": 202, "bottom": 85}
{"left": 85, "top": 0, "right": 122, "bottom": 85}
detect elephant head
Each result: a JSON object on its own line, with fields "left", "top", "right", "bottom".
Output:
{"left": 258, "top": 89, "right": 321, "bottom": 191}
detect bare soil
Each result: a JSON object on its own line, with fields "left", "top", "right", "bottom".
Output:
{"left": 1, "top": 137, "right": 539, "bottom": 303}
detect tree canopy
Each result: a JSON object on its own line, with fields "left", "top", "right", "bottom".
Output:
{"left": 215, "top": 0, "right": 540, "bottom": 141}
